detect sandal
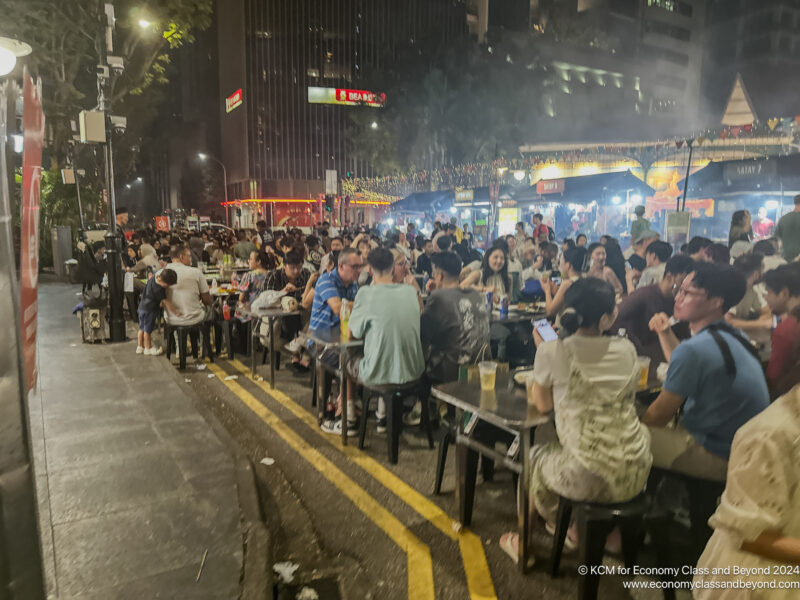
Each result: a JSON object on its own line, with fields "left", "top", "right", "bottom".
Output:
{"left": 499, "top": 533, "right": 536, "bottom": 567}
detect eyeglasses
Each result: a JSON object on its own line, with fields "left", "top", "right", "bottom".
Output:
{"left": 676, "top": 285, "right": 706, "bottom": 299}
{"left": 345, "top": 262, "right": 363, "bottom": 270}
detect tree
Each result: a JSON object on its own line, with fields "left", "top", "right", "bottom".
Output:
{"left": 0, "top": 0, "right": 213, "bottom": 174}
{"left": 348, "top": 33, "right": 546, "bottom": 178}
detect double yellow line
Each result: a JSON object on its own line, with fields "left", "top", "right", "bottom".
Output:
{"left": 209, "top": 358, "right": 497, "bottom": 599}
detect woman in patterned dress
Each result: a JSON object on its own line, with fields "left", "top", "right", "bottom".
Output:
{"left": 500, "top": 278, "right": 652, "bottom": 564}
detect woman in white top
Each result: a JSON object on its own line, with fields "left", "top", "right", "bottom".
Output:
{"left": 693, "top": 385, "right": 800, "bottom": 598}
{"left": 460, "top": 246, "right": 510, "bottom": 300}
{"left": 501, "top": 277, "right": 652, "bottom": 564}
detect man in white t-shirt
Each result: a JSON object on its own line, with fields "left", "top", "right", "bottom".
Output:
{"left": 165, "top": 244, "right": 212, "bottom": 326}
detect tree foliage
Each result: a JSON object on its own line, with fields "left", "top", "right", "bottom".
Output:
{"left": 0, "top": 0, "right": 212, "bottom": 172}
{"left": 349, "top": 35, "right": 546, "bottom": 176}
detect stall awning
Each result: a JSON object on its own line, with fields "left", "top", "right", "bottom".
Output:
{"left": 528, "top": 170, "right": 654, "bottom": 205}
{"left": 392, "top": 191, "right": 454, "bottom": 212}
{"left": 679, "top": 154, "right": 800, "bottom": 196}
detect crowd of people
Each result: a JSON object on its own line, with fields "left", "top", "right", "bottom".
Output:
{"left": 76, "top": 195, "right": 800, "bottom": 593}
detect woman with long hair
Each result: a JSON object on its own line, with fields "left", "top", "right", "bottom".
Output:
{"left": 500, "top": 278, "right": 652, "bottom": 564}
{"left": 544, "top": 247, "right": 587, "bottom": 318}
{"left": 586, "top": 242, "right": 624, "bottom": 299}
{"left": 460, "top": 245, "right": 511, "bottom": 299}
{"left": 603, "top": 237, "right": 629, "bottom": 295}
{"left": 729, "top": 210, "right": 753, "bottom": 249}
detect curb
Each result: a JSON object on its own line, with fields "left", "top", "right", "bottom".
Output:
{"left": 236, "top": 458, "right": 273, "bottom": 600}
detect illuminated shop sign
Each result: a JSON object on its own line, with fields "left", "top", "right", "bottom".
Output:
{"left": 307, "top": 87, "right": 386, "bottom": 107}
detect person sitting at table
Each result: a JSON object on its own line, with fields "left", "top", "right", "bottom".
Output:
{"left": 233, "top": 230, "right": 257, "bottom": 261}
{"left": 692, "top": 385, "right": 800, "bottom": 597}
{"left": 234, "top": 251, "right": 271, "bottom": 323}
{"left": 311, "top": 248, "right": 362, "bottom": 436}
{"left": 344, "top": 247, "right": 425, "bottom": 433}
{"left": 421, "top": 251, "right": 490, "bottom": 384}
{"left": 726, "top": 253, "right": 772, "bottom": 335}
{"left": 415, "top": 238, "right": 434, "bottom": 278}
{"left": 460, "top": 245, "right": 510, "bottom": 299}
{"left": 500, "top": 277, "right": 653, "bottom": 564}
{"left": 609, "top": 255, "right": 694, "bottom": 378}
{"left": 762, "top": 263, "right": 800, "bottom": 398}
{"left": 320, "top": 236, "right": 344, "bottom": 273}
{"left": 543, "top": 246, "right": 587, "bottom": 319}
{"left": 585, "top": 243, "right": 624, "bottom": 299}
{"left": 263, "top": 249, "right": 314, "bottom": 373}
{"left": 642, "top": 262, "right": 769, "bottom": 482}
{"left": 636, "top": 240, "right": 673, "bottom": 289}
{"left": 164, "top": 244, "right": 213, "bottom": 328}
{"left": 390, "top": 248, "right": 424, "bottom": 310}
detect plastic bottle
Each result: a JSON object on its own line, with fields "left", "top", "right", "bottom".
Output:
{"left": 339, "top": 301, "right": 351, "bottom": 342}
{"left": 211, "top": 278, "right": 218, "bottom": 292}
{"left": 223, "top": 302, "right": 231, "bottom": 321}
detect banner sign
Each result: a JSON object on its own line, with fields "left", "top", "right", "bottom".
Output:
{"left": 272, "top": 204, "right": 313, "bottom": 228}
{"left": 308, "top": 86, "right": 386, "bottom": 107}
{"left": 454, "top": 188, "right": 474, "bottom": 203}
{"left": 722, "top": 159, "right": 777, "bottom": 183}
{"left": 21, "top": 68, "right": 45, "bottom": 393}
{"left": 225, "top": 88, "right": 243, "bottom": 113}
{"left": 536, "top": 179, "right": 565, "bottom": 194}
{"left": 154, "top": 216, "right": 170, "bottom": 232}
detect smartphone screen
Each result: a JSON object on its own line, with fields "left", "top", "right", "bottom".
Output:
{"left": 533, "top": 318, "right": 558, "bottom": 342}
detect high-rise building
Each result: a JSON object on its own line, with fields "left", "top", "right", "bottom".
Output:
{"left": 217, "top": 0, "right": 467, "bottom": 201}
{"left": 704, "top": 0, "right": 800, "bottom": 122}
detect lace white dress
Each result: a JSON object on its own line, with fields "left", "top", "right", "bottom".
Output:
{"left": 694, "top": 387, "right": 800, "bottom": 599}
{"left": 529, "top": 337, "right": 653, "bottom": 521}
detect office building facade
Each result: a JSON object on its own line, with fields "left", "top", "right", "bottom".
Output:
{"left": 217, "top": 0, "right": 467, "bottom": 201}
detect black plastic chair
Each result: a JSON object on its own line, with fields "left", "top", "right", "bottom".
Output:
{"left": 357, "top": 380, "right": 434, "bottom": 464}
{"left": 550, "top": 493, "right": 675, "bottom": 600}
{"left": 165, "top": 321, "right": 214, "bottom": 369}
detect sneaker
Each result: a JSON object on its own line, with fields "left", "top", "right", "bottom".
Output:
{"left": 136, "top": 346, "right": 144, "bottom": 354}
{"left": 376, "top": 418, "right": 387, "bottom": 433}
{"left": 321, "top": 418, "right": 358, "bottom": 437}
{"left": 144, "top": 346, "right": 163, "bottom": 356}
{"left": 403, "top": 401, "right": 422, "bottom": 426}
{"left": 284, "top": 337, "right": 302, "bottom": 355}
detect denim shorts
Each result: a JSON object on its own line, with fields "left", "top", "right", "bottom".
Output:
{"left": 137, "top": 310, "right": 158, "bottom": 334}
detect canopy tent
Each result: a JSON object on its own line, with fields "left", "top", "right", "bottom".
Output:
{"left": 528, "top": 170, "right": 654, "bottom": 205}
{"left": 392, "top": 190, "right": 453, "bottom": 213}
{"left": 678, "top": 154, "right": 800, "bottom": 197}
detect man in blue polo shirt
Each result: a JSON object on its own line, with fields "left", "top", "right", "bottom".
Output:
{"left": 642, "top": 262, "right": 769, "bottom": 482}
{"left": 311, "top": 248, "right": 362, "bottom": 437}
{"left": 309, "top": 248, "right": 361, "bottom": 332}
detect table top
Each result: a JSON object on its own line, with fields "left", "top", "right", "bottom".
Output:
{"left": 251, "top": 308, "right": 301, "bottom": 319}
{"left": 490, "top": 308, "right": 545, "bottom": 324}
{"left": 432, "top": 381, "right": 552, "bottom": 430}
{"left": 307, "top": 326, "right": 364, "bottom": 349}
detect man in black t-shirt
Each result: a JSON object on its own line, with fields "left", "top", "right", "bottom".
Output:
{"left": 421, "top": 252, "right": 490, "bottom": 383}
{"left": 610, "top": 255, "right": 694, "bottom": 377}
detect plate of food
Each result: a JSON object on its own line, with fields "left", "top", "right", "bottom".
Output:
{"left": 512, "top": 369, "right": 534, "bottom": 387}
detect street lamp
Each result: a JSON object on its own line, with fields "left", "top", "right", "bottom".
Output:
{"left": 198, "top": 152, "right": 229, "bottom": 225}
{"left": 138, "top": 19, "right": 152, "bottom": 29}
{"left": 0, "top": 37, "right": 32, "bottom": 76}
{"left": 370, "top": 121, "right": 378, "bottom": 130}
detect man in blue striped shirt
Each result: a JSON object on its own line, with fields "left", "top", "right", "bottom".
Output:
{"left": 309, "top": 248, "right": 361, "bottom": 332}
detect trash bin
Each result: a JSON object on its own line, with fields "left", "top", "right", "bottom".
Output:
{"left": 51, "top": 226, "right": 73, "bottom": 280}
{"left": 64, "top": 259, "right": 79, "bottom": 284}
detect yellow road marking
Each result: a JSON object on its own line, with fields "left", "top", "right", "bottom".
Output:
{"left": 229, "top": 359, "right": 498, "bottom": 600}
{"left": 206, "top": 362, "right": 435, "bottom": 600}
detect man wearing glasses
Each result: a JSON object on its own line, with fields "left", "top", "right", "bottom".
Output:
{"left": 642, "top": 262, "right": 770, "bottom": 482}
{"left": 309, "top": 248, "right": 362, "bottom": 333}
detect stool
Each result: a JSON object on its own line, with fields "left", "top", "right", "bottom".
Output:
{"left": 358, "top": 380, "right": 434, "bottom": 464}
{"left": 550, "top": 493, "right": 675, "bottom": 600}
{"left": 165, "top": 321, "right": 214, "bottom": 369}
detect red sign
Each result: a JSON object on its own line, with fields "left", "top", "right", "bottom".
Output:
{"left": 272, "top": 204, "right": 313, "bottom": 228}
{"left": 20, "top": 68, "right": 45, "bottom": 393}
{"left": 226, "top": 88, "right": 243, "bottom": 113}
{"left": 536, "top": 179, "right": 565, "bottom": 195}
{"left": 335, "top": 88, "right": 386, "bottom": 106}
{"left": 154, "top": 216, "right": 170, "bottom": 232}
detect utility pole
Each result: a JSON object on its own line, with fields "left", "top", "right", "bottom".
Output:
{"left": 98, "top": 2, "right": 127, "bottom": 342}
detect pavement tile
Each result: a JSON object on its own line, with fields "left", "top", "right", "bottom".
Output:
{"left": 44, "top": 423, "right": 162, "bottom": 470}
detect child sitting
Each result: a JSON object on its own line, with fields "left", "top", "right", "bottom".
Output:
{"left": 136, "top": 269, "right": 181, "bottom": 355}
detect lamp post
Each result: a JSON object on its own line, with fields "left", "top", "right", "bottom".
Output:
{"left": 198, "top": 153, "right": 229, "bottom": 225}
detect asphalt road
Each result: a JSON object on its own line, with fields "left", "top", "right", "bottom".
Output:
{"left": 175, "top": 350, "right": 679, "bottom": 600}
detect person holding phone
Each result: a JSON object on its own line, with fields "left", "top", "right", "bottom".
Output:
{"left": 500, "top": 278, "right": 652, "bottom": 565}
{"left": 543, "top": 247, "right": 587, "bottom": 319}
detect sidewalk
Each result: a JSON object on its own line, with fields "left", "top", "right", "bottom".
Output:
{"left": 30, "top": 281, "right": 243, "bottom": 599}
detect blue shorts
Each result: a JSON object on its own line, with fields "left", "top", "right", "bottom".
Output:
{"left": 137, "top": 310, "right": 158, "bottom": 334}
